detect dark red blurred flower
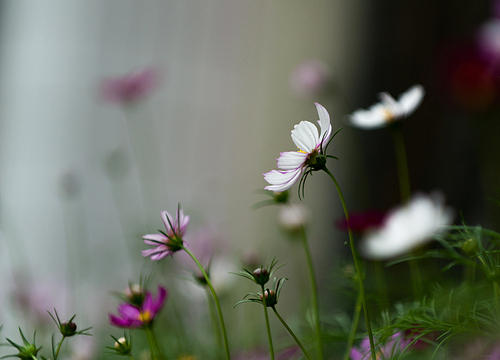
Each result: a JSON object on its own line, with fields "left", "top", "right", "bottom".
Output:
{"left": 335, "top": 209, "right": 385, "bottom": 233}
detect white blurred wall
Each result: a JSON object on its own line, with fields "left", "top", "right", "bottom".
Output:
{"left": 0, "top": 0, "right": 370, "bottom": 339}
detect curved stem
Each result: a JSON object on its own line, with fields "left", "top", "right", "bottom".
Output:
{"left": 205, "top": 286, "right": 223, "bottom": 351}
{"left": 323, "top": 167, "right": 376, "bottom": 360}
{"left": 298, "top": 226, "right": 323, "bottom": 360}
{"left": 260, "top": 285, "right": 275, "bottom": 360}
{"left": 54, "top": 336, "right": 65, "bottom": 360}
{"left": 272, "top": 306, "right": 313, "bottom": 360}
{"left": 182, "top": 246, "right": 231, "bottom": 360}
{"left": 343, "top": 290, "right": 363, "bottom": 360}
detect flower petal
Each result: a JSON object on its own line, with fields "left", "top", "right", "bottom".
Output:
{"left": 142, "top": 233, "right": 168, "bottom": 243}
{"left": 263, "top": 168, "right": 303, "bottom": 192}
{"left": 291, "top": 121, "right": 319, "bottom": 153}
{"left": 398, "top": 84, "right": 425, "bottom": 117}
{"left": 348, "top": 104, "right": 390, "bottom": 130}
{"left": 276, "top": 151, "right": 307, "bottom": 170}
{"left": 315, "top": 102, "right": 332, "bottom": 146}
{"left": 160, "top": 211, "right": 175, "bottom": 234}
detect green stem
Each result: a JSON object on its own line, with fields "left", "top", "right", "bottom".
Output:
{"left": 323, "top": 167, "right": 376, "bottom": 360}
{"left": 272, "top": 307, "right": 313, "bottom": 360}
{"left": 261, "top": 285, "right": 275, "bottom": 360}
{"left": 206, "top": 286, "right": 223, "bottom": 352}
{"left": 343, "top": 290, "right": 363, "bottom": 360}
{"left": 54, "top": 336, "right": 66, "bottom": 360}
{"left": 298, "top": 226, "right": 323, "bottom": 360}
{"left": 374, "top": 262, "right": 389, "bottom": 316}
{"left": 144, "top": 325, "right": 157, "bottom": 360}
{"left": 182, "top": 246, "right": 231, "bottom": 360}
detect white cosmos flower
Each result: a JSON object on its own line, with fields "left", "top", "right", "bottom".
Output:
{"left": 263, "top": 102, "right": 332, "bottom": 192}
{"left": 361, "top": 192, "right": 453, "bottom": 260}
{"left": 348, "top": 85, "right": 425, "bottom": 130}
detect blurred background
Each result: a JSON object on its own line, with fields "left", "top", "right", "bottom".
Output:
{"left": 0, "top": 0, "right": 498, "bottom": 358}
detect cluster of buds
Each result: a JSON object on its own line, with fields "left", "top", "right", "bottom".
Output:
{"left": 236, "top": 277, "right": 287, "bottom": 308}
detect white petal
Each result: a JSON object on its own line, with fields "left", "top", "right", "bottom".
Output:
{"left": 348, "top": 105, "right": 389, "bottom": 130}
{"left": 360, "top": 192, "right": 453, "bottom": 260}
{"left": 398, "top": 84, "right": 425, "bottom": 117}
{"left": 291, "top": 121, "right": 319, "bottom": 153}
{"left": 161, "top": 211, "right": 174, "bottom": 232}
{"left": 263, "top": 168, "right": 303, "bottom": 192}
{"left": 276, "top": 151, "right": 307, "bottom": 170}
{"left": 315, "top": 102, "right": 332, "bottom": 145}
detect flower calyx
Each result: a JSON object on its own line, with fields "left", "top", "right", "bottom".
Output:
{"left": 4, "top": 328, "right": 42, "bottom": 360}
{"left": 235, "top": 277, "right": 288, "bottom": 308}
{"left": 234, "top": 258, "right": 284, "bottom": 286}
{"left": 47, "top": 309, "right": 92, "bottom": 338}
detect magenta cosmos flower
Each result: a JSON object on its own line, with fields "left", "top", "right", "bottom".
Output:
{"left": 100, "top": 67, "right": 158, "bottom": 104}
{"left": 109, "top": 286, "right": 167, "bottom": 328}
{"left": 142, "top": 208, "right": 190, "bottom": 260}
{"left": 263, "top": 102, "right": 332, "bottom": 192}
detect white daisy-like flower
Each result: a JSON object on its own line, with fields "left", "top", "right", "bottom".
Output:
{"left": 263, "top": 102, "right": 332, "bottom": 192}
{"left": 361, "top": 192, "right": 453, "bottom": 260}
{"left": 348, "top": 85, "right": 425, "bottom": 130}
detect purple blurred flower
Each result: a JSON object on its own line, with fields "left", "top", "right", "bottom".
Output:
{"left": 289, "top": 59, "right": 331, "bottom": 99}
{"left": 142, "top": 208, "right": 190, "bottom": 260}
{"left": 100, "top": 68, "right": 158, "bottom": 104}
{"left": 109, "top": 286, "right": 167, "bottom": 328}
{"left": 350, "top": 332, "right": 410, "bottom": 360}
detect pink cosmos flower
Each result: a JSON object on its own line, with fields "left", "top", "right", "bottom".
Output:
{"left": 100, "top": 68, "right": 158, "bottom": 104}
{"left": 289, "top": 59, "right": 331, "bottom": 99}
{"left": 109, "top": 286, "right": 167, "bottom": 328}
{"left": 350, "top": 332, "right": 410, "bottom": 360}
{"left": 263, "top": 103, "right": 332, "bottom": 192}
{"left": 142, "top": 208, "right": 190, "bottom": 260}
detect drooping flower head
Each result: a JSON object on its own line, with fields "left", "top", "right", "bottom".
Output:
{"left": 348, "top": 85, "right": 425, "bottom": 130}
{"left": 263, "top": 103, "right": 338, "bottom": 195}
{"left": 100, "top": 67, "right": 158, "bottom": 104}
{"left": 109, "top": 286, "right": 167, "bottom": 328}
{"left": 350, "top": 332, "right": 411, "bottom": 360}
{"left": 142, "top": 206, "right": 190, "bottom": 261}
{"left": 360, "top": 192, "right": 453, "bottom": 261}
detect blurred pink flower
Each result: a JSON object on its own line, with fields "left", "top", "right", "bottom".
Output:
{"left": 350, "top": 332, "right": 410, "bottom": 360}
{"left": 100, "top": 68, "right": 158, "bottom": 104}
{"left": 289, "top": 60, "right": 331, "bottom": 99}
{"left": 335, "top": 209, "right": 386, "bottom": 233}
{"left": 109, "top": 286, "right": 167, "bottom": 328}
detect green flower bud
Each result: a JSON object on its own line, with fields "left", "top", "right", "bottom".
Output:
{"left": 252, "top": 267, "right": 270, "bottom": 285}
{"left": 60, "top": 321, "right": 77, "bottom": 337}
{"left": 462, "top": 238, "right": 477, "bottom": 254}
{"left": 114, "top": 337, "right": 132, "bottom": 356}
{"left": 124, "top": 284, "right": 145, "bottom": 306}
{"left": 260, "top": 289, "right": 278, "bottom": 307}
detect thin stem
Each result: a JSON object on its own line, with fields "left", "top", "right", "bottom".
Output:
{"left": 343, "top": 290, "right": 363, "bottom": 360}
{"left": 323, "top": 167, "right": 376, "bottom": 360}
{"left": 182, "top": 246, "right": 231, "bottom": 360}
{"left": 299, "top": 226, "right": 323, "bottom": 360}
{"left": 54, "top": 336, "right": 66, "bottom": 360}
{"left": 373, "top": 262, "right": 389, "bottom": 316}
{"left": 206, "top": 286, "right": 223, "bottom": 352}
{"left": 144, "top": 325, "right": 157, "bottom": 360}
{"left": 272, "top": 306, "right": 313, "bottom": 360}
{"left": 261, "top": 286, "right": 275, "bottom": 360}
{"left": 144, "top": 325, "right": 165, "bottom": 360}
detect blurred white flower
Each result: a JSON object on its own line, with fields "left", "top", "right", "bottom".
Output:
{"left": 477, "top": 19, "right": 500, "bottom": 65}
{"left": 361, "top": 192, "right": 453, "bottom": 260}
{"left": 289, "top": 59, "right": 331, "bottom": 99}
{"left": 348, "top": 85, "right": 424, "bottom": 130}
{"left": 279, "top": 204, "right": 311, "bottom": 232}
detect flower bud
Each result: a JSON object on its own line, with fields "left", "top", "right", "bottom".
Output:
{"left": 260, "top": 289, "right": 278, "bottom": 307}
{"left": 113, "top": 336, "right": 132, "bottom": 356}
{"left": 61, "top": 321, "right": 78, "bottom": 337}
{"left": 252, "top": 267, "right": 270, "bottom": 285}
{"left": 462, "top": 238, "right": 478, "bottom": 254}
{"left": 124, "top": 284, "right": 144, "bottom": 306}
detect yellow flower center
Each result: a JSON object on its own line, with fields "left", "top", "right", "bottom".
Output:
{"left": 138, "top": 310, "right": 152, "bottom": 323}
{"left": 382, "top": 107, "right": 395, "bottom": 122}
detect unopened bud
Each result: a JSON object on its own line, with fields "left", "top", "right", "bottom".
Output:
{"left": 124, "top": 284, "right": 144, "bottom": 306}
{"left": 114, "top": 336, "right": 131, "bottom": 356}
{"left": 61, "top": 321, "right": 77, "bottom": 337}
{"left": 462, "top": 238, "right": 477, "bottom": 254}
{"left": 253, "top": 268, "right": 270, "bottom": 285}
{"left": 260, "top": 289, "right": 277, "bottom": 307}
